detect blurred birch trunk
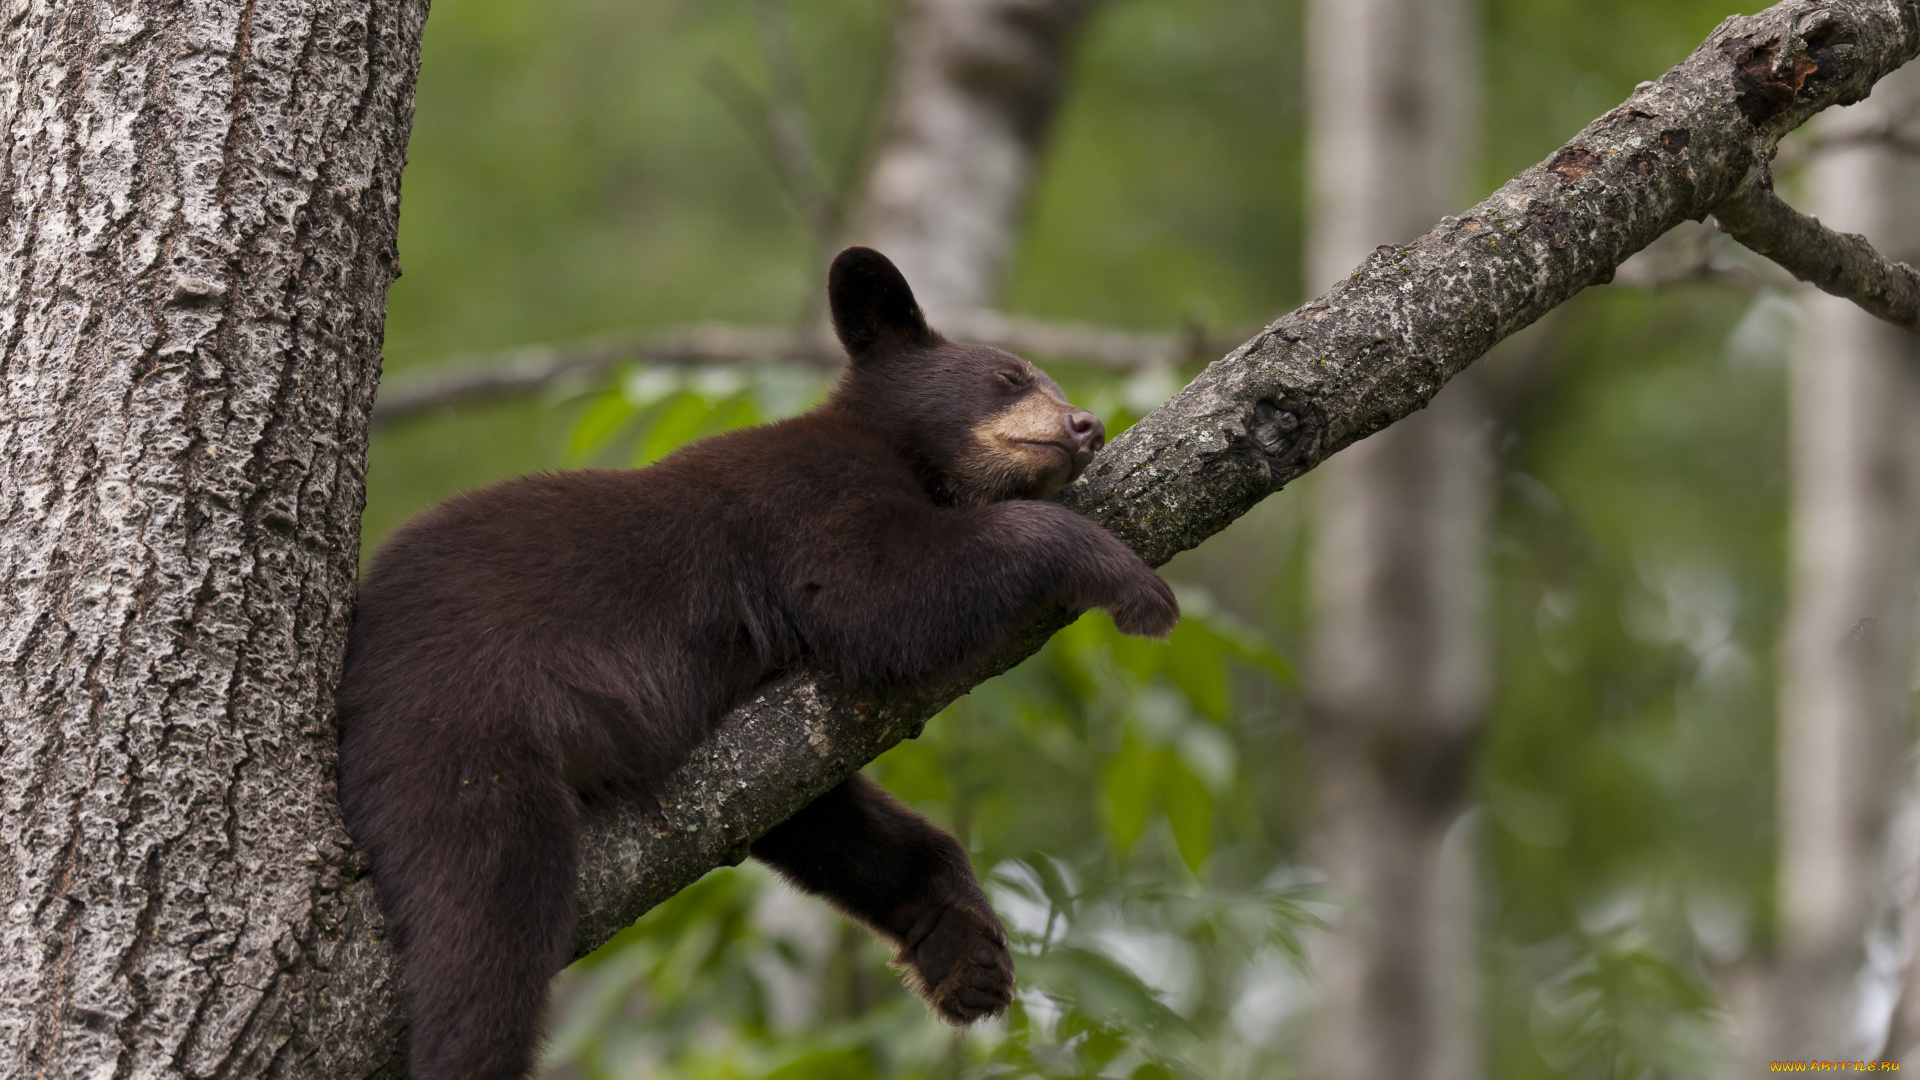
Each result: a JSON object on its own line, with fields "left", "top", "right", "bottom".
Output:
{"left": 1303, "top": 0, "right": 1487, "bottom": 1076}
{"left": 1733, "top": 63, "right": 1920, "bottom": 1067}
{"left": 849, "top": 0, "right": 1100, "bottom": 319}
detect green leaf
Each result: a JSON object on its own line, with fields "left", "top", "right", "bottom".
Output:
{"left": 1172, "top": 585, "right": 1297, "bottom": 688}
{"left": 656, "top": 914, "right": 724, "bottom": 997}
{"left": 864, "top": 739, "right": 950, "bottom": 805}
{"left": 1163, "top": 759, "right": 1214, "bottom": 873}
{"left": 755, "top": 1046, "right": 874, "bottom": 1080}
{"left": 577, "top": 866, "right": 754, "bottom": 966}
{"left": 1027, "top": 854, "right": 1080, "bottom": 926}
{"left": 1163, "top": 620, "right": 1231, "bottom": 722}
{"left": 1530, "top": 931, "right": 1722, "bottom": 1080}
{"left": 1079, "top": 1024, "right": 1125, "bottom": 1067}
{"left": 1126, "top": 683, "right": 1192, "bottom": 746}
{"left": 1016, "top": 945, "right": 1188, "bottom": 1032}
{"left": 567, "top": 389, "right": 637, "bottom": 461}
{"left": 1175, "top": 724, "right": 1236, "bottom": 794}
{"left": 717, "top": 395, "right": 760, "bottom": 432}
{"left": 1110, "top": 620, "right": 1167, "bottom": 680}
{"left": 1102, "top": 733, "right": 1165, "bottom": 854}
{"left": 638, "top": 392, "right": 716, "bottom": 464}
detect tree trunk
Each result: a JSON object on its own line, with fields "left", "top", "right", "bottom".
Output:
{"left": 0, "top": 2, "right": 426, "bottom": 1076}
{"left": 850, "top": 0, "right": 1100, "bottom": 320}
{"left": 1303, "top": 0, "right": 1488, "bottom": 1076}
{"left": 1740, "top": 60, "right": 1920, "bottom": 1065}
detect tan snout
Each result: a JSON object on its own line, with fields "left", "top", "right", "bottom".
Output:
{"left": 948, "top": 369, "right": 1112, "bottom": 502}
{"left": 990, "top": 384, "right": 1098, "bottom": 472}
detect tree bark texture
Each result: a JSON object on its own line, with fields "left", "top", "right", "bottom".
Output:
{"left": 1754, "top": 60, "right": 1920, "bottom": 1064}
{"left": 850, "top": 0, "right": 1101, "bottom": 320}
{"left": 1302, "top": 0, "right": 1489, "bottom": 1076}
{"left": 3, "top": 2, "right": 1919, "bottom": 1077}
{"left": 0, "top": 1, "right": 426, "bottom": 1077}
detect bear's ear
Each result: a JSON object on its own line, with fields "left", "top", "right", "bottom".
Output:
{"left": 828, "top": 247, "right": 934, "bottom": 360}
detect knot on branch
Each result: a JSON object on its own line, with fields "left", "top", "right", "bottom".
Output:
{"left": 1250, "top": 399, "right": 1299, "bottom": 454}
{"left": 1725, "top": 13, "right": 1857, "bottom": 128}
{"left": 1244, "top": 397, "right": 1320, "bottom": 490}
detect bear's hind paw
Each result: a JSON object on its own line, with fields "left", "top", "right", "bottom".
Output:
{"left": 899, "top": 901, "right": 1015, "bottom": 1025}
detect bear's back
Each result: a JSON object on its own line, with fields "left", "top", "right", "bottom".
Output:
{"left": 336, "top": 409, "right": 923, "bottom": 798}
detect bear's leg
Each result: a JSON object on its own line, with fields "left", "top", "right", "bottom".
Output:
{"left": 360, "top": 767, "right": 580, "bottom": 1080}
{"left": 750, "top": 774, "right": 1015, "bottom": 1022}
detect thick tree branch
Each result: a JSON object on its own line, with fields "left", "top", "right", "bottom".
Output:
{"left": 1712, "top": 184, "right": 1920, "bottom": 332}
{"left": 535, "top": 0, "right": 1920, "bottom": 963}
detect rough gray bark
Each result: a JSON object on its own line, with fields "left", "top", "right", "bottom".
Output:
{"left": 1739, "top": 60, "right": 1920, "bottom": 1065}
{"left": 1302, "top": 2, "right": 1487, "bottom": 1074}
{"left": 850, "top": 0, "right": 1101, "bottom": 320}
{"left": 0, "top": 1, "right": 427, "bottom": 1077}
{"left": 5, "top": 1, "right": 1920, "bottom": 1077}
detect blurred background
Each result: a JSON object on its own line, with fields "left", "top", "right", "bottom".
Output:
{"left": 363, "top": 0, "right": 1920, "bottom": 1076}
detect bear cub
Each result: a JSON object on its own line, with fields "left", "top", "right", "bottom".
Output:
{"left": 335, "top": 247, "right": 1180, "bottom": 1080}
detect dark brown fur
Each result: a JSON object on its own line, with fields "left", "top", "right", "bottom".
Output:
{"left": 335, "top": 247, "right": 1179, "bottom": 1080}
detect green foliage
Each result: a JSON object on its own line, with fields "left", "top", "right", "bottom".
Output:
{"left": 369, "top": 1, "right": 1821, "bottom": 1077}
{"left": 364, "top": 0, "right": 890, "bottom": 545}
{"left": 1527, "top": 932, "right": 1721, "bottom": 1080}
{"left": 562, "top": 363, "right": 829, "bottom": 467}
{"left": 1481, "top": 0, "right": 1755, "bottom": 187}
{"left": 548, "top": 364, "right": 1318, "bottom": 1075}
{"left": 1479, "top": 284, "right": 1787, "bottom": 1079}
{"left": 1011, "top": 0, "right": 1307, "bottom": 328}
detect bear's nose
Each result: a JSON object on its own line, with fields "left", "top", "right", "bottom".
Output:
{"left": 1066, "top": 409, "right": 1104, "bottom": 462}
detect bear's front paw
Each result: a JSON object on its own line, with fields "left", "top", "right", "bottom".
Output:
{"left": 900, "top": 900, "right": 1015, "bottom": 1025}
{"left": 1108, "top": 568, "right": 1180, "bottom": 640}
